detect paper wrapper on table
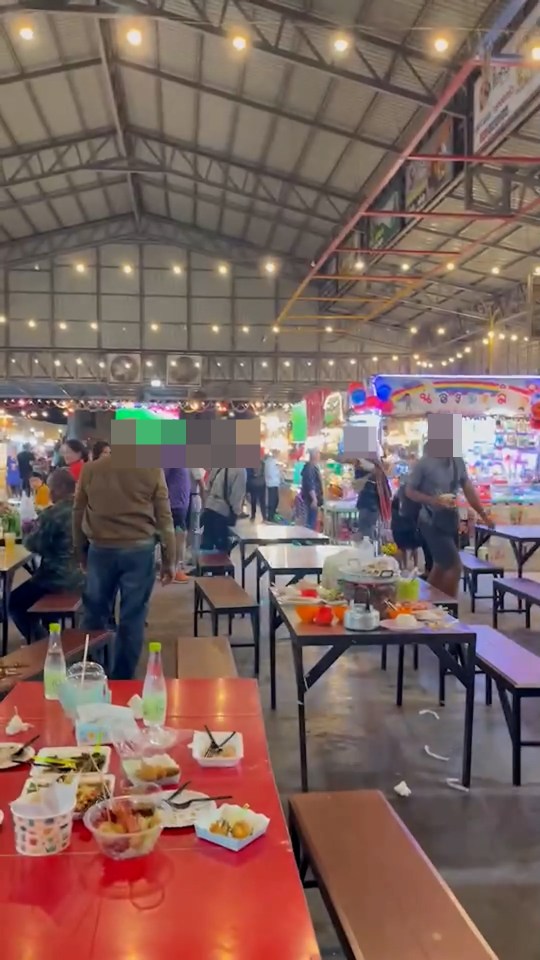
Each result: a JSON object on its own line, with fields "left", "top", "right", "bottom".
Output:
{"left": 75, "top": 703, "right": 140, "bottom": 745}
{"left": 195, "top": 803, "right": 269, "bottom": 852}
{"left": 5, "top": 709, "right": 32, "bottom": 735}
{"left": 10, "top": 780, "right": 77, "bottom": 856}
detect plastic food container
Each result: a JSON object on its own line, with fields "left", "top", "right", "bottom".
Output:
{"left": 190, "top": 731, "right": 244, "bottom": 768}
{"left": 83, "top": 795, "right": 164, "bottom": 860}
{"left": 195, "top": 803, "right": 269, "bottom": 852}
{"left": 12, "top": 807, "right": 74, "bottom": 857}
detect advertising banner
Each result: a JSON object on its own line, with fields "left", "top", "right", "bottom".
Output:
{"left": 405, "top": 117, "right": 454, "bottom": 211}
{"left": 473, "top": 2, "right": 540, "bottom": 151}
{"left": 373, "top": 375, "right": 540, "bottom": 417}
{"left": 369, "top": 178, "right": 403, "bottom": 249}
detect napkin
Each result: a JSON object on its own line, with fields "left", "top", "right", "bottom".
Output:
{"left": 127, "top": 694, "right": 143, "bottom": 720}
{"left": 75, "top": 703, "right": 140, "bottom": 745}
{"left": 5, "top": 709, "right": 32, "bottom": 736}
{"left": 394, "top": 780, "right": 412, "bottom": 798}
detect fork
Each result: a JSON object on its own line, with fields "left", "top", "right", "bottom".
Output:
{"left": 169, "top": 794, "right": 232, "bottom": 810}
{"left": 165, "top": 780, "right": 191, "bottom": 806}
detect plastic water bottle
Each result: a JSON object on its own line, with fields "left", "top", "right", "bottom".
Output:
{"left": 142, "top": 641, "right": 167, "bottom": 727}
{"left": 43, "top": 623, "right": 67, "bottom": 701}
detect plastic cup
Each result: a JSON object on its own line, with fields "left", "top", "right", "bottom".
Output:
{"left": 4, "top": 531, "right": 15, "bottom": 552}
{"left": 11, "top": 807, "right": 74, "bottom": 856}
{"left": 396, "top": 578, "right": 420, "bottom": 603}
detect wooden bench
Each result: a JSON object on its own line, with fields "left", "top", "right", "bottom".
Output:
{"left": 475, "top": 625, "right": 540, "bottom": 786}
{"left": 0, "top": 628, "right": 113, "bottom": 699}
{"left": 493, "top": 576, "right": 540, "bottom": 628}
{"left": 193, "top": 577, "right": 260, "bottom": 675}
{"left": 288, "top": 790, "right": 498, "bottom": 960}
{"left": 196, "top": 551, "right": 235, "bottom": 577}
{"left": 176, "top": 636, "right": 238, "bottom": 678}
{"left": 460, "top": 550, "right": 504, "bottom": 612}
{"left": 28, "top": 592, "right": 82, "bottom": 635}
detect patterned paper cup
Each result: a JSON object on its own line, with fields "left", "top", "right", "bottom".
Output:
{"left": 11, "top": 808, "right": 74, "bottom": 857}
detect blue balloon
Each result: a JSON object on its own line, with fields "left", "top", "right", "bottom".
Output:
{"left": 376, "top": 383, "right": 392, "bottom": 402}
{"left": 350, "top": 388, "right": 366, "bottom": 406}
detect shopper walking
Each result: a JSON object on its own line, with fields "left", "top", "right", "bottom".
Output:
{"left": 201, "top": 467, "right": 246, "bottom": 553}
{"left": 17, "top": 443, "right": 34, "bottom": 495}
{"left": 264, "top": 452, "right": 281, "bottom": 522}
{"left": 406, "top": 453, "right": 493, "bottom": 598}
{"left": 301, "top": 450, "right": 323, "bottom": 530}
{"left": 354, "top": 457, "right": 392, "bottom": 540}
{"left": 246, "top": 461, "right": 266, "bottom": 521}
{"left": 73, "top": 455, "right": 175, "bottom": 679}
{"left": 164, "top": 466, "right": 191, "bottom": 582}
{"left": 62, "top": 439, "right": 88, "bottom": 483}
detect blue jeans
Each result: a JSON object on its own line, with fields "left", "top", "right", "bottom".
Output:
{"left": 81, "top": 543, "right": 155, "bottom": 680}
{"left": 306, "top": 505, "right": 319, "bottom": 530}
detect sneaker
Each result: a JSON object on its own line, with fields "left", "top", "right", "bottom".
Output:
{"left": 174, "top": 570, "right": 190, "bottom": 583}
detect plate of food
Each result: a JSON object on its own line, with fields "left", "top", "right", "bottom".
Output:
{"left": 122, "top": 753, "right": 180, "bottom": 787}
{"left": 195, "top": 803, "right": 269, "bottom": 852}
{"left": 31, "top": 746, "right": 111, "bottom": 777}
{"left": 338, "top": 555, "right": 400, "bottom": 584}
{"left": 0, "top": 741, "right": 35, "bottom": 770}
{"left": 380, "top": 613, "right": 421, "bottom": 631}
{"left": 20, "top": 774, "right": 115, "bottom": 818}
{"left": 159, "top": 789, "right": 217, "bottom": 829}
{"left": 191, "top": 731, "right": 243, "bottom": 767}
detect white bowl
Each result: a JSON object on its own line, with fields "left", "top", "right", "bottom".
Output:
{"left": 195, "top": 803, "right": 269, "bottom": 852}
{"left": 190, "top": 731, "right": 243, "bottom": 767}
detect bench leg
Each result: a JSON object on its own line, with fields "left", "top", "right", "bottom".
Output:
{"left": 512, "top": 693, "right": 522, "bottom": 787}
{"left": 485, "top": 674, "right": 492, "bottom": 706}
{"left": 381, "top": 646, "right": 387, "bottom": 670}
{"left": 251, "top": 610, "right": 260, "bottom": 677}
{"left": 413, "top": 644, "right": 419, "bottom": 670}
{"left": 228, "top": 613, "right": 233, "bottom": 635}
{"left": 193, "top": 587, "right": 199, "bottom": 636}
{"left": 526, "top": 603, "right": 531, "bottom": 630}
{"left": 396, "top": 645, "right": 404, "bottom": 707}
{"left": 439, "top": 648, "right": 446, "bottom": 706}
{"left": 291, "top": 642, "right": 308, "bottom": 791}
{"left": 471, "top": 573, "right": 477, "bottom": 614}
{"left": 211, "top": 612, "right": 218, "bottom": 636}
{"left": 270, "top": 603, "right": 277, "bottom": 710}
{"left": 493, "top": 589, "right": 499, "bottom": 629}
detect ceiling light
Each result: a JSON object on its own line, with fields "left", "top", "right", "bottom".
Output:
{"left": 75, "top": 263, "right": 86, "bottom": 274}
{"left": 122, "top": 264, "right": 133, "bottom": 275}
{"left": 491, "top": 266, "right": 500, "bottom": 275}
{"left": 333, "top": 34, "right": 350, "bottom": 54}
{"left": 124, "top": 362, "right": 132, "bottom": 370}
{"left": 28, "top": 319, "right": 36, "bottom": 328}
{"left": 75, "top": 357, "right": 82, "bottom": 365}
{"left": 272, "top": 325, "right": 279, "bottom": 334}
{"left": 401, "top": 262, "right": 411, "bottom": 272}
{"left": 511, "top": 333, "right": 518, "bottom": 341}
{"left": 487, "top": 330, "right": 495, "bottom": 339}
{"left": 58, "top": 322, "right": 67, "bottom": 330}
{"left": 441, "top": 360, "right": 447, "bottom": 366}
{"left": 54, "top": 359, "right": 61, "bottom": 367}
{"left": 448, "top": 357, "right": 454, "bottom": 363}
{"left": 410, "top": 325, "right": 418, "bottom": 334}
{"left": 437, "top": 326, "right": 445, "bottom": 334}
{"left": 33, "top": 357, "right": 39, "bottom": 364}
{"left": 172, "top": 264, "right": 183, "bottom": 275}
{"left": 261, "top": 361, "right": 268, "bottom": 368}
{"left": 151, "top": 378, "right": 161, "bottom": 388}
{"left": 531, "top": 45, "right": 540, "bottom": 61}
{"left": 284, "top": 360, "right": 291, "bottom": 367}
{"left": 34, "top": 264, "right": 40, "bottom": 271}
{"left": 416, "top": 360, "right": 422, "bottom": 366}
{"left": 535, "top": 266, "right": 540, "bottom": 276}
{"left": 372, "top": 355, "right": 378, "bottom": 362}
{"left": 98, "top": 361, "right": 105, "bottom": 368}
{"left": 498, "top": 332, "right": 506, "bottom": 340}
{"left": 231, "top": 33, "right": 248, "bottom": 51}
{"left": 194, "top": 361, "right": 201, "bottom": 368}
{"left": 413, "top": 353, "right": 420, "bottom": 360}
{"left": 428, "top": 363, "right": 433, "bottom": 369}
{"left": 217, "top": 262, "right": 229, "bottom": 276}
{"left": 433, "top": 36, "right": 449, "bottom": 53}
{"left": 239, "top": 361, "right": 244, "bottom": 367}
{"left": 126, "top": 28, "right": 142, "bottom": 47}
{"left": 145, "top": 360, "right": 153, "bottom": 367}
{"left": 456, "top": 352, "right": 463, "bottom": 358}
{"left": 307, "top": 361, "right": 312, "bottom": 367}
{"left": 0, "top": 316, "right": 5, "bottom": 324}
{"left": 328, "top": 359, "right": 335, "bottom": 366}
{"left": 349, "top": 358, "right": 355, "bottom": 364}
{"left": 150, "top": 323, "right": 159, "bottom": 331}
{"left": 524, "top": 336, "right": 530, "bottom": 341}
{"left": 354, "top": 258, "right": 365, "bottom": 271}
{"left": 242, "top": 325, "right": 249, "bottom": 333}
{"left": 482, "top": 338, "right": 489, "bottom": 345}
{"left": 446, "top": 261, "right": 455, "bottom": 271}
{"left": 90, "top": 322, "right": 98, "bottom": 330}
{"left": 10, "top": 358, "right": 15, "bottom": 364}
{"left": 264, "top": 260, "right": 277, "bottom": 275}
{"left": 19, "top": 26, "right": 34, "bottom": 40}
{"left": 325, "top": 325, "right": 333, "bottom": 333}
{"left": 212, "top": 324, "right": 220, "bottom": 333}
{"left": 392, "top": 354, "right": 398, "bottom": 361}
{"left": 464, "top": 346, "right": 471, "bottom": 353}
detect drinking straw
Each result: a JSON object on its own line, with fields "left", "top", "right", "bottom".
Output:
{"left": 80, "top": 634, "right": 90, "bottom": 685}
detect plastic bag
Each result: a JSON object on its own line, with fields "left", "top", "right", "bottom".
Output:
{"left": 20, "top": 492, "right": 37, "bottom": 524}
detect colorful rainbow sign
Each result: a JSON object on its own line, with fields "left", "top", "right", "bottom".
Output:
{"left": 373, "top": 376, "right": 540, "bottom": 417}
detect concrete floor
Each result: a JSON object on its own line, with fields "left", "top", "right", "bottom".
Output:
{"left": 8, "top": 559, "right": 540, "bottom": 959}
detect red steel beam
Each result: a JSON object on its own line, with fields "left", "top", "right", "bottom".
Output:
{"left": 275, "top": 57, "right": 481, "bottom": 325}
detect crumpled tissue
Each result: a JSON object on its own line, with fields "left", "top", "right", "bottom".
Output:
{"left": 5, "top": 708, "right": 32, "bottom": 736}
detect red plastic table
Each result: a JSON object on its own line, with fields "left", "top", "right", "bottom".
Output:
{"left": 0, "top": 680, "right": 320, "bottom": 960}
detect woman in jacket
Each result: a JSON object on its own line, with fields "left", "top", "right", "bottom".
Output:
{"left": 201, "top": 468, "right": 246, "bottom": 553}
{"left": 62, "top": 439, "right": 88, "bottom": 483}
{"left": 355, "top": 458, "right": 391, "bottom": 540}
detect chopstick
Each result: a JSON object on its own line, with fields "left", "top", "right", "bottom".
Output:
{"left": 204, "top": 725, "right": 220, "bottom": 750}
{"left": 204, "top": 731, "right": 237, "bottom": 758}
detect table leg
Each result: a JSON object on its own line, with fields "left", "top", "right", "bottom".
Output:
{"left": 251, "top": 609, "right": 260, "bottom": 677}
{"left": 292, "top": 642, "right": 308, "bottom": 791}
{"left": 270, "top": 598, "right": 277, "bottom": 709}
{"left": 193, "top": 584, "right": 199, "bottom": 637}
{"left": 396, "top": 644, "right": 405, "bottom": 707}
{"left": 211, "top": 611, "right": 218, "bottom": 636}
{"left": 461, "top": 635, "right": 476, "bottom": 788}
{"left": 2, "top": 571, "right": 9, "bottom": 656}
{"left": 240, "top": 542, "right": 246, "bottom": 588}
{"left": 256, "top": 552, "right": 261, "bottom": 604}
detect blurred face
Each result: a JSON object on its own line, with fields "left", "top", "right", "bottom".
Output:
{"left": 29, "top": 476, "right": 42, "bottom": 491}
{"left": 310, "top": 450, "right": 320, "bottom": 464}
{"left": 62, "top": 444, "right": 80, "bottom": 465}
{"left": 100, "top": 445, "right": 111, "bottom": 459}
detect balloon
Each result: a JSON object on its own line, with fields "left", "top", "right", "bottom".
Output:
{"left": 376, "top": 383, "right": 392, "bottom": 402}
{"left": 365, "top": 396, "right": 380, "bottom": 409}
{"left": 380, "top": 400, "right": 394, "bottom": 414}
{"left": 350, "top": 388, "right": 366, "bottom": 406}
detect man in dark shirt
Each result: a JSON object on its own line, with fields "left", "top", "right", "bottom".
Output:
{"left": 17, "top": 443, "right": 35, "bottom": 495}
{"left": 301, "top": 450, "right": 323, "bottom": 530}
{"left": 10, "top": 468, "right": 84, "bottom": 641}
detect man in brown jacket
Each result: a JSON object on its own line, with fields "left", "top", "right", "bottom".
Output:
{"left": 73, "top": 456, "right": 175, "bottom": 679}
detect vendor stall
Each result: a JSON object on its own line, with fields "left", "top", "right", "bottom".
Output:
{"left": 374, "top": 374, "right": 540, "bottom": 570}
